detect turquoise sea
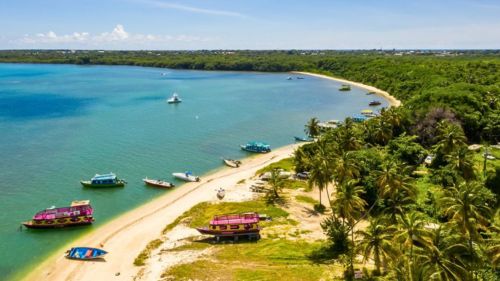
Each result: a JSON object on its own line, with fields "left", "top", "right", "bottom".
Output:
{"left": 0, "top": 63, "right": 387, "bottom": 280}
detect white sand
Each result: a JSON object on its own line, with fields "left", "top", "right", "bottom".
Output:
{"left": 24, "top": 144, "right": 300, "bottom": 281}
{"left": 292, "top": 71, "right": 401, "bottom": 107}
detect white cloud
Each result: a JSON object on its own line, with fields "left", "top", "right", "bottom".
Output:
{"left": 136, "top": 0, "right": 248, "bottom": 18}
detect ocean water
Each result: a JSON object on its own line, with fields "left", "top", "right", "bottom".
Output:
{"left": 0, "top": 63, "right": 387, "bottom": 280}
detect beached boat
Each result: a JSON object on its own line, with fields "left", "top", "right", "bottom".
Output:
{"left": 294, "top": 136, "right": 312, "bottom": 142}
{"left": 196, "top": 212, "right": 261, "bottom": 239}
{"left": 172, "top": 172, "right": 200, "bottom": 182}
{"left": 240, "top": 141, "right": 271, "bottom": 153}
{"left": 222, "top": 158, "right": 241, "bottom": 168}
{"left": 22, "top": 200, "right": 94, "bottom": 229}
{"left": 369, "top": 101, "right": 382, "bottom": 106}
{"left": 216, "top": 188, "right": 225, "bottom": 200}
{"left": 143, "top": 177, "right": 175, "bottom": 188}
{"left": 167, "top": 93, "right": 182, "bottom": 104}
{"left": 66, "top": 247, "right": 108, "bottom": 260}
{"left": 339, "top": 84, "right": 351, "bottom": 91}
{"left": 80, "top": 173, "right": 126, "bottom": 187}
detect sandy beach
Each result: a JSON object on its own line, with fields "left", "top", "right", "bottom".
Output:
{"left": 292, "top": 71, "right": 402, "bottom": 107}
{"left": 24, "top": 144, "right": 300, "bottom": 281}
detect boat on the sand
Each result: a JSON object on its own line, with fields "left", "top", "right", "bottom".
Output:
{"left": 143, "top": 177, "right": 175, "bottom": 188}
{"left": 223, "top": 158, "right": 241, "bottom": 168}
{"left": 80, "top": 173, "right": 126, "bottom": 188}
{"left": 196, "top": 212, "right": 261, "bottom": 240}
{"left": 22, "top": 200, "right": 94, "bottom": 229}
{"left": 240, "top": 141, "right": 271, "bottom": 153}
{"left": 66, "top": 247, "right": 108, "bottom": 260}
{"left": 172, "top": 172, "right": 200, "bottom": 182}
{"left": 216, "top": 188, "right": 225, "bottom": 200}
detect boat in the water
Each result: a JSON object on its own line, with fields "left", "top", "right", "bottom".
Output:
{"left": 216, "top": 188, "right": 225, "bottom": 200}
{"left": 196, "top": 212, "right": 261, "bottom": 239}
{"left": 80, "top": 173, "right": 126, "bottom": 187}
{"left": 286, "top": 76, "right": 293, "bottom": 80}
{"left": 294, "top": 136, "right": 312, "bottom": 142}
{"left": 143, "top": 177, "right": 175, "bottom": 188}
{"left": 66, "top": 247, "right": 108, "bottom": 260}
{"left": 22, "top": 200, "right": 94, "bottom": 229}
{"left": 339, "top": 84, "right": 351, "bottom": 91}
{"left": 172, "top": 171, "right": 200, "bottom": 182}
{"left": 240, "top": 141, "right": 271, "bottom": 153}
{"left": 167, "top": 93, "right": 182, "bottom": 104}
{"left": 366, "top": 91, "right": 376, "bottom": 95}
{"left": 369, "top": 101, "right": 382, "bottom": 106}
{"left": 222, "top": 158, "right": 241, "bottom": 168}
{"left": 296, "top": 77, "right": 305, "bottom": 80}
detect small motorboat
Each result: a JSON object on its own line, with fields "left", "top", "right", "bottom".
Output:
{"left": 366, "top": 91, "right": 376, "bottom": 95}
{"left": 369, "top": 100, "right": 382, "bottom": 106}
{"left": 294, "top": 136, "right": 312, "bottom": 142}
{"left": 143, "top": 177, "right": 175, "bottom": 188}
{"left": 167, "top": 93, "right": 182, "bottom": 104}
{"left": 66, "top": 247, "right": 108, "bottom": 260}
{"left": 223, "top": 158, "right": 241, "bottom": 168}
{"left": 286, "top": 76, "right": 293, "bottom": 80}
{"left": 172, "top": 172, "right": 200, "bottom": 182}
{"left": 216, "top": 188, "right": 225, "bottom": 200}
{"left": 339, "top": 84, "right": 351, "bottom": 91}
{"left": 296, "top": 77, "right": 304, "bottom": 79}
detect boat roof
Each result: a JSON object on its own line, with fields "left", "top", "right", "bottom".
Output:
{"left": 91, "top": 173, "right": 117, "bottom": 180}
{"left": 361, "top": 109, "right": 373, "bottom": 113}
{"left": 246, "top": 141, "right": 270, "bottom": 147}
{"left": 71, "top": 200, "right": 90, "bottom": 207}
{"left": 211, "top": 212, "right": 259, "bottom": 225}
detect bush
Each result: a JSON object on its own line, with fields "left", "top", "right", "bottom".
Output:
{"left": 314, "top": 203, "right": 326, "bottom": 213}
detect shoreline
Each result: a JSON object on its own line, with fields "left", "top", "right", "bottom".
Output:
{"left": 24, "top": 144, "right": 300, "bottom": 281}
{"left": 292, "top": 71, "right": 402, "bottom": 107}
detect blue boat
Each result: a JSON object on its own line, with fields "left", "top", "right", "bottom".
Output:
{"left": 240, "top": 141, "right": 271, "bottom": 153}
{"left": 294, "top": 136, "right": 312, "bottom": 142}
{"left": 66, "top": 247, "right": 108, "bottom": 260}
{"left": 352, "top": 114, "right": 368, "bottom": 123}
{"left": 80, "top": 173, "right": 126, "bottom": 187}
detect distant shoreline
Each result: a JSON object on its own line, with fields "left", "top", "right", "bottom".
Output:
{"left": 292, "top": 71, "right": 402, "bottom": 107}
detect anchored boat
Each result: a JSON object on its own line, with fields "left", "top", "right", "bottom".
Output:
{"left": 167, "top": 93, "right": 182, "bottom": 104}
{"left": 196, "top": 212, "right": 261, "bottom": 240}
{"left": 240, "top": 141, "right": 271, "bottom": 153}
{"left": 339, "top": 84, "right": 351, "bottom": 91}
{"left": 143, "top": 177, "right": 175, "bottom": 188}
{"left": 66, "top": 247, "right": 108, "bottom": 260}
{"left": 80, "top": 173, "right": 126, "bottom": 187}
{"left": 222, "top": 158, "right": 241, "bottom": 168}
{"left": 22, "top": 200, "right": 94, "bottom": 229}
{"left": 172, "top": 171, "right": 200, "bottom": 182}
{"left": 294, "top": 136, "right": 312, "bottom": 142}
{"left": 369, "top": 100, "right": 382, "bottom": 106}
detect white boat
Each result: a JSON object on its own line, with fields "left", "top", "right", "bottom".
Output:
{"left": 167, "top": 93, "right": 182, "bottom": 104}
{"left": 143, "top": 177, "right": 175, "bottom": 188}
{"left": 222, "top": 158, "right": 241, "bottom": 168}
{"left": 216, "top": 188, "right": 225, "bottom": 200}
{"left": 172, "top": 172, "right": 200, "bottom": 182}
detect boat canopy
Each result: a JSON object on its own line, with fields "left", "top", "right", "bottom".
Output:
{"left": 246, "top": 141, "right": 270, "bottom": 149}
{"left": 91, "top": 173, "right": 117, "bottom": 181}
{"left": 211, "top": 212, "right": 260, "bottom": 225}
{"left": 361, "top": 109, "right": 373, "bottom": 114}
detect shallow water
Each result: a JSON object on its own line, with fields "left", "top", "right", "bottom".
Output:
{"left": 0, "top": 63, "right": 387, "bottom": 279}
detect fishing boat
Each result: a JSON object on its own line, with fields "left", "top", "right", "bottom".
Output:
{"left": 66, "top": 247, "right": 108, "bottom": 260}
{"left": 172, "top": 171, "right": 200, "bottom": 182}
{"left": 286, "top": 76, "right": 293, "bottom": 80}
{"left": 167, "top": 93, "right": 182, "bottom": 104}
{"left": 216, "top": 188, "right": 225, "bottom": 200}
{"left": 22, "top": 200, "right": 94, "bottom": 229}
{"left": 339, "top": 84, "right": 351, "bottom": 91}
{"left": 361, "top": 109, "right": 374, "bottom": 116}
{"left": 240, "top": 141, "right": 271, "bottom": 153}
{"left": 143, "top": 177, "right": 175, "bottom": 188}
{"left": 80, "top": 173, "right": 126, "bottom": 187}
{"left": 222, "top": 158, "right": 241, "bottom": 168}
{"left": 369, "top": 100, "right": 382, "bottom": 106}
{"left": 296, "top": 77, "right": 305, "bottom": 79}
{"left": 294, "top": 136, "right": 312, "bottom": 142}
{"left": 196, "top": 212, "right": 261, "bottom": 240}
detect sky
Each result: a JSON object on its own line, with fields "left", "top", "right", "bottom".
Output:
{"left": 0, "top": 0, "right": 499, "bottom": 50}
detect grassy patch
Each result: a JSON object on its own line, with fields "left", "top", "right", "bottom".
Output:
{"left": 256, "top": 157, "right": 295, "bottom": 175}
{"left": 167, "top": 241, "right": 212, "bottom": 252}
{"left": 283, "top": 179, "right": 310, "bottom": 190}
{"left": 295, "top": 195, "right": 318, "bottom": 205}
{"left": 133, "top": 239, "right": 163, "bottom": 266}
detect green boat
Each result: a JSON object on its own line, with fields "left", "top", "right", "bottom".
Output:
{"left": 80, "top": 173, "right": 126, "bottom": 187}
{"left": 339, "top": 84, "right": 351, "bottom": 91}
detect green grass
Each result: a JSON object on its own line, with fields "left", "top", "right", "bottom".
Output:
{"left": 295, "top": 195, "right": 318, "bottom": 205}
{"left": 255, "top": 157, "right": 295, "bottom": 175}
{"left": 283, "top": 179, "right": 310, "bottom": 190}
{"left": 133, "top": 239, "right": 163, "bottom": 266}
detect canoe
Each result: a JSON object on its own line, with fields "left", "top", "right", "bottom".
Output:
{"left": 172, "top": 172, "right": 200, "bottom": 182}
{"left": 143, "top": 178, "right": 175, "bottom": 188}
{"left": 223, "top": 158, "right": 241, "bottom": 168}
{"left": 66, "top": 247, "right": 107, "bottom": 260}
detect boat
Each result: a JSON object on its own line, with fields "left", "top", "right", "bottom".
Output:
{"left": 352, "top": 114, "right": 368, "bottom": 123}
{"left": 286, "top": 76, "right": 293, "bottom": 80}
{"left": 80, "top": 173, "right": 126, "bottom": 187}
{"left": 366, "top": 91, "right": 376, "bottom": 95}
{"left": 143, "top": 177, "right": 175, "bottom": 188}
{"left": 361, "top": 109, "right": 374, "bottom": 116}
{"left": 216, "top": 188, "right": 225, "bottom": 200}
{"left": 22, "top": 200, "right": 94, "bottom": 229}
{"left": 369, "top": 101, "right": 382, "bottom": 106}
{"left": 222, "top": 158, "right": 241, "bottom": 168}
{"left": 196, "top": 212, "right": 261, "bottom": 239}
{"left": 167, "top": 93, "right": 182, "bottom": 104}
{"left": 318, "top": 119, "right": 340, "bottom": 129}
{"left": 172, "top": 171, "right": 200, "bottom": 182}
{"left": 66, "top": 247, "right": 108, "bottom": 260}
{"left": 240, "top": 141, "right": 271, "bottom": 153}
{"left": 339, "top": 84, "right": 351, "bottom": 91}
{"left": 296, "top": 77, "right": 304, "bottom": 79}
{"left": 294, "top": 136, "right": 312, "bottom": 142}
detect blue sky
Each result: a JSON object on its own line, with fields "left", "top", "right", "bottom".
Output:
{"left": 1, "top": 0, "right": 499, "bottom": 49}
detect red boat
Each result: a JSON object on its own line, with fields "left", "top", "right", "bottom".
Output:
{"left": 22, "top": 200, "right": 94, "bottom": 229}
{"left": 196, "top": 212, "right": 261, "bottom": 239}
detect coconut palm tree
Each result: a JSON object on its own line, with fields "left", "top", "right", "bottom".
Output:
{"left": 266, "top": 168, "right": 285, "bottom": 203}
{"left": 433, "top": 121, "right": 467, "bottom": 164}
{"left": 331, "top": 150, "right": 360, "bottom": 186}
{"left": 307, "top": 140, "right": 333, "bottom": 208}
{"left": 446, "top": 146, "right": 476, "bottom": 181}
{"left": 336, "top": 118, "right": 362, "bottom": 151}
{"left": 305, "top": 117, "right": 321, "bottom": 138}
{"left": 356, "top": 217, "right": 396, "bottom": 275}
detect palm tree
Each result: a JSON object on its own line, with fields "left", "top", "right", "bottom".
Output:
{"left": 266, "top": 168, "right": 285, "bottom": 203}
{"left": 331, "top": 150, "right": 360, "bottom": 186}
{"left": 336, "top": 118, "right": 362, "bottom": 151}
{"left": 307, "top": 141, "right": 332, "bottom": 208}
{"left": 356, "top": 217, "right": 396, "bottom": 275}
{"left": 446, "top": 146, "right": 476, "bottom": 181}
{"left": 333, "top": 179, "right": 367, "bottom": 277}
{"left": 305, "top": 117, "right": 321, "bottom": 138}
{"left": 433, "top": 121, "right": 467, "bottom": 162}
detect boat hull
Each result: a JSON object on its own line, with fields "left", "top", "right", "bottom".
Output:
{"left": 172, "top": 173, "right": 200, "bottom": 182}
{"left": 240, "top": 146, "right": 271, "bottom": 153}
{"left": 66, "top": 247, "right": 107, "bottom": 260}
{"left": 80, "top": 181, "right": 125, "bottom": 187}
{"left": 23, "top": 217, "right": 94, "bottom": 229}
{"left": 223, "top": 159, "right": 240, "bottom": 168}
{"left": 196, "top": 227, "right": 260, "bottom": 236}
{"left": 143, "top": 179, "right": 175, "bottom": 188}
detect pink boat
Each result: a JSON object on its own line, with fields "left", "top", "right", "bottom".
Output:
{"left": 196, "top": 212, "right": 261, "bottom": 238}
{"left": 22, "top": 200, "right": 94, "bottom": 229}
